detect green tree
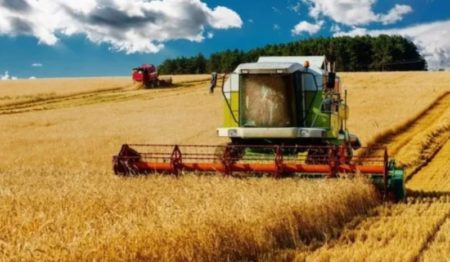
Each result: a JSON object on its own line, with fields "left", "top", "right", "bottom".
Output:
{"left": 158, "top": 35, "right": 426, "bottom": 74}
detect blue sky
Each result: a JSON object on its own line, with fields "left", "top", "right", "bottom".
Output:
{"left": 0, "top": 0, "right": 449, "bottom": 79}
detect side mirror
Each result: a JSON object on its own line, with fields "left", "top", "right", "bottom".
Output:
{"left": 327, "top": 72, "right": 336, "bottom": 89}
{"left": 321, "top": 97, "right": 332, "bottom": 113}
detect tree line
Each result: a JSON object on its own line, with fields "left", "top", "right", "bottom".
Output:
{"left": 158, "top": 35, "right": 426, "bottom": 74}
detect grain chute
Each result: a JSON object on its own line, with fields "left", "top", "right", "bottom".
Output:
{"left": 115, "top": 56, "right": 405, "bottom": 201}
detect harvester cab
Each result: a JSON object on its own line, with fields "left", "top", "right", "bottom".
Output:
{"left": 218, "top": 56, "right": 359, "bottom": 149}
{"left": 114, "top": 56, "right": 405, "bottom": 202}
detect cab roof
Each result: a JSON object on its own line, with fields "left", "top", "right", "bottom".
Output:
{"left": 258, "top": 56, "right": 326, "bottom": 69}
{"left": 236, "top": 62, "right": 303, "bottom": 73}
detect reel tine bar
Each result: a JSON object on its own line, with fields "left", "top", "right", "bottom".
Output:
{"left": 113, "top": 144, "right": 389, "bottom": 180}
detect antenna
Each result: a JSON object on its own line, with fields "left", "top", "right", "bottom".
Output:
{"left": 345, "top": 89, "right": 348, "bottom": 131}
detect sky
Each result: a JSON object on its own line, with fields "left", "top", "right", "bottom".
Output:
{"left": 0, "top": 0, "right": 449, "bottom": 79}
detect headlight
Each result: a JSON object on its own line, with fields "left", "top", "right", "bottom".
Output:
{"left": 300, "top": 129, "right": 310, "bottom": 137}
{"left": 228, "top": 129, "right": 238, "bottom": 137}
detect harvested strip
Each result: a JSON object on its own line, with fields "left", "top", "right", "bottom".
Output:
{"left": 421, "top": 217, "right": 450, "bottom": 262}
{"left": 388, "top": 92, "right": 449, "bottom": 156}
{"left": 293, "top": 198, "right": 450, "bottom": 262}
{"left": 290, "top": 136, "right": 450, "bottom": 261}
{"left": 361, "top": 92, "right": 450, "bottom": 178}
{"left": 408, "top": 140, "right": 450, "bottom": 192}
{"left": 0, "top": 79, "right": 210, "bottom": 115}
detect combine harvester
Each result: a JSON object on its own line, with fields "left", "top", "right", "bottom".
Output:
{"left": 115, "top": 56, "right": 405, "bottom": 201}
{"left": 132, "top": 64, "right": 172, "bottom": 88}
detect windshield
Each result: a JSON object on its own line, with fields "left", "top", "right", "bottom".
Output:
{"left": 240, "top": 74, "right": 295, "bottom": 127}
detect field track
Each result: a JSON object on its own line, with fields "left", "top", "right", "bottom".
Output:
{"left": 0, "top": 78, "right": 209, "bottom": 115}
{"left": 417, "top": 200, "right": 450, "bottom": 261}
{"left": 369, "top": 92, "right": 449, "bottom": 156}
{"left": 290, "top": 92, "right": 450, "bottom": 261}
{"left": 362, "top": 92, "right": 450, "bottom": 178}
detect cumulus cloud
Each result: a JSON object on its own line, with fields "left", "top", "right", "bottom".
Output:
{"left": 31, "top": 62, "right": 43, "bottom": 67}
{"left": 0, "top": 71, "right": 18, "bottom": 80}
{"left": 330, "top": 24, "right": 341, "bottom": 34}
{"left": 335, "top": 20, "right": 450, "bottom": 70}
{"left": 0, "top": 0, "right": 242, "bottom": 53}
{"left": 380, "top": 4, "right": 413, "bottom": 25}
{"left": 302, "top": 0, "right": 412, "bottom": 26}
{"left": 292, "top": 20, "right": 323, "bottom": 35}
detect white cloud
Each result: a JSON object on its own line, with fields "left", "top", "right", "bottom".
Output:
{"left": 31, "top": 62, "right": 43, "bottom": 67}
{"left": 335, "top": 20, "right": 450, "bottom": 70}
{"left": 380, "top": 4, "right": 413, "bottom": 25}
{"left": 206, "top": 32, "right": 214, "bottom": 39}
{"left": 330, "top": 24, "right": 341, "bottom": 34}
{"left": 292, "top": 20, "right": 323, "bottom": 35}
{"left": 0, "top": 71, "right": 18, "bottom": 80}
{"left": 208, "top": 6, "right": 242, "bottom": 29}
{"left": 1, "top": 71, "right": 10, "bottom": 80}
{"left": 29, "top": 76, "right": 37, "bottom": 79}
{"left": 302, "top": 0, "right": 412, "bottom": 26}
{"left": 0, "top": 0, "right": 242, "bottom": 54}
{"left": 273, "top": 24, "right": 280, "bottom": 31}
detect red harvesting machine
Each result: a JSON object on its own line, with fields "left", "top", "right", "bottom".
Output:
{"left": 132, "top": 64, "right": 172, "bottom": 88}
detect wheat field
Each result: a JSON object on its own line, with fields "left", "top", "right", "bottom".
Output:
{"left": 0, "top": 75, "right": 209, "bottom": 106}
{"left": 0, "top": 174, "right": 377, "bottom": 261}
{"left": 0, "top": 72, "right": 449, "bottom": 261}
{"left": 290, "top": 76, "right": 450, "bottom": 261}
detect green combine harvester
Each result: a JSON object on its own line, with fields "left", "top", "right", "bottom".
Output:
{"left": 114, "top": 56, "right": 405, "bottom": 201}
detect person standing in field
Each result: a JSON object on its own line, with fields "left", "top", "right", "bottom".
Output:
{"left": 210, "top": 72, "right": 218, "bottom": 93}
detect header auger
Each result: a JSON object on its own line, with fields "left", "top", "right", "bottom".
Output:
{"left": 115, "top": 56, "right": 405, "bottom": 201}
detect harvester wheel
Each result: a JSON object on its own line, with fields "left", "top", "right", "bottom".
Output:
{"left": 145, "top": 80, "right": 157, "bottom": 88}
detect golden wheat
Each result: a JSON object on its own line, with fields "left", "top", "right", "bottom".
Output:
{"left": 0, "top": 72, "right": 449, "bottom": 261}
{"left": 407, "top": 140, "right": 450, "bottom": 192}
{"left": 293, "top": 197, "right": 450, "bottom": 262}
{"left": 0, "top": 171, "right": 378, "bottom": 261}
{"left": 287, "top": 83, "right": 450, "bottom": 261}
{"left": 341, "top": 71, "right": 450, "bottom": 143}
{"left": 0, "top": 75, "right": 210, "bottom": 107}
{"left": 422, "top": 218, "right": 450, "bottom": 262}
{"left": 0, "top": 77, "right": 130, "bottom": 106}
